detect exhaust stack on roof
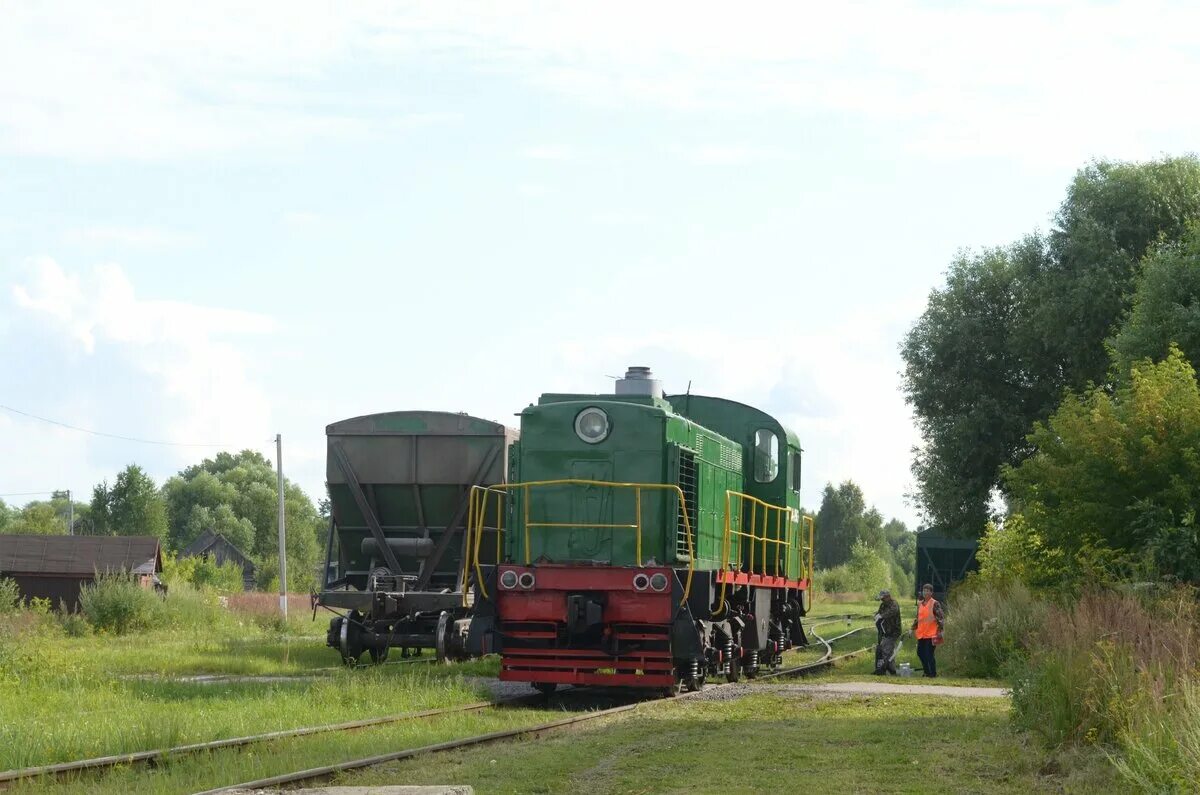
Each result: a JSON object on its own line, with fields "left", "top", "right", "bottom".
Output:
{"left": 615, "top": 366, "right": 662, "bottom": 399}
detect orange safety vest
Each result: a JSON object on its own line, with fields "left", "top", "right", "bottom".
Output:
{"left": 916, "top": 598, "right": 940, "bottom": 640}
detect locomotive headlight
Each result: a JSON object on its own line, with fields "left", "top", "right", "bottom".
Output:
{"left": 632, "top": 573, "right": 650, "bottom": 591}
{"left": 649, "top": 573, "right": 669, "bottom": 592}
{"left": 517, "top": 571, "right": 536, "bottom": 590}
{"left": 574, "top": 407, "right": 610, "bottom": 444}
{"left": 499, "top": 570, "right": 518, "bottom": 590}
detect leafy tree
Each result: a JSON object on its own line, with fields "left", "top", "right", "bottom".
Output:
{"left": 904, "top": 156, "right": 1200, "bottom": 537}
{"left": 814, "top": 481, "right": 867, "bottom": 568}
{"left": 903, "top": 239, "right": 1048, "bottom": 536}
{"left": 1033, "top": 157, "right": 1200, "bottom": 390}
{"left": 1112, "top": 225, "right": 1200, "bottom": 375}
{"left": 884, "top": 519, "right": 916, "bottom": 578}
{"left": 161, "top": 450, "right": 322, "bottom": 592}
{"left": 7, "top": 502, "right": 65, "bottom": 535}
{"left": 0, "top": 499, "right": 12, "bottom": 532}
{"left": 1003, "top": 347, "right": 1200, "bottom": 583}
{"left": 89, "top": 465, "right": 169, "bottom": 541}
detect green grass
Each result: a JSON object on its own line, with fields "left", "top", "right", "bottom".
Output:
{"left": 12, "top": 703, "right": 572, "bottom": 795}
{"left": 338, "top": 692, "right": 1117, "bottom": 794}
{"left": 0, "top": 663, "right": 496, "bottom": 771}
{"left": 0, "top": 607, "right": 505, "bottom": 774}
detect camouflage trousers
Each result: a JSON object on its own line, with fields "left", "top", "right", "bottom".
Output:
{"left": 875, "top": 635, "right": 900, "bottom": 674}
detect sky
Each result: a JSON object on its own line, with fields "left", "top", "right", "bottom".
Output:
{"left": 3, "top": 0, "right": 1200, "bottom": 528}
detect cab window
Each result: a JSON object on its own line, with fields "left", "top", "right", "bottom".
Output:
{"left": 789, "top": 450, "right": 801, "bottom": 493}
{"left": 754, "top": 430, "right": 779, "bottom": 483}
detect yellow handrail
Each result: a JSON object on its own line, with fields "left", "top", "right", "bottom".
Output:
{"left": 803, "top": 514, "right": 814, "bottom": 588}
{"left": 464, "top": 478, "right": 695, "bottom": 606}
{"left": 714, "top": 491, "right": 797, "bottom": 616}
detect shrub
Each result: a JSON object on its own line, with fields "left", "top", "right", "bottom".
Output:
{"left": 941, "top": 580, "right": 1048, "bottom": 678}
{"left": 58, "top": 609, "right": 90, "bottom": 637}
{"left": 0, "top": 578, "right": 19, "bottom": 615}
{"left": 1011, "top": 586, "right": 1200, "bottom": 788}
{"left": 157, "top": 584, "right": 227, "bottom": 630}
{"left": 79, "top": 573, "right": 165, "bottom": 634}
{"left": 163, "top": 553, "right": 245, "bottom": 593}
{"left": 814, "top": 542, "right": 894, "bottom": 596}
{"left": 846, "top": 541, "right": 892, "bottom": 594}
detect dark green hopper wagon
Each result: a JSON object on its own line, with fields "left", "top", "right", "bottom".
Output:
{"left": 318, "top": 411, "right": 516, "bottom": 664}
{"left": 914, "top": 532, "right": 979, "bottom": 603}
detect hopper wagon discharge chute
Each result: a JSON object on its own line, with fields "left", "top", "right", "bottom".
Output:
{"left": 318, "top": 411, "right": 517, "bottom": 664}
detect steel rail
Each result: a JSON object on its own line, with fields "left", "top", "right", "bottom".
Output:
{"left": 6, "top": 615, "right": 877, "bottom": 790}
{"left": 189, "top": 619, "right": 878, "bottom": 791}
{"left": 192, "top": 703, "right": 642, "bottom": 795}
{"left": 0, "top": 698, "right": 525, "bottom": 788}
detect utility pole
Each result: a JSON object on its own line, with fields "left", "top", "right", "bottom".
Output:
{"left": 67, "top": 489, "right": 73, "bottom": 536}
{"left": 276, "top": 433, "right": 288, "bottom": 620}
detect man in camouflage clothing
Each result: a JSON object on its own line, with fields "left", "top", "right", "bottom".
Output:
{"left": 873, "top": 589, "right": 902, "bottom": 675}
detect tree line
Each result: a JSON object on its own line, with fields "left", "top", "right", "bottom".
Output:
{"left": 0, "top": 451, "right": 325, "bottom": 591}
{"left": 811, "top": 480, "right": 915, "bottom": 596}
{"left": 903, "top": 154, "right": 1200, "bottom": 586}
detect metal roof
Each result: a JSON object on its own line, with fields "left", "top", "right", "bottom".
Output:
{"left": 0, "top": 534, "right": 162, "bottom": 576}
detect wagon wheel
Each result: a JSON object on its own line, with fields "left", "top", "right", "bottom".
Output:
{"left": 338, "top": 611, "right": 366, "bottom": 665}
{"left": 368, "top": 643, "right": 390, "bottom": 664}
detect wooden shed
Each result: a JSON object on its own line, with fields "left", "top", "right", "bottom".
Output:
{"left": 180, "top": 530, "right": 257, "bottom": 590}
{"left": 0, "top": 534, "right": 163, "bottom": 610}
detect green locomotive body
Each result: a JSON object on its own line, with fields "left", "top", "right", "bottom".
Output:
{"left": 458, "top": 367, "right": 813, "bottom": 693}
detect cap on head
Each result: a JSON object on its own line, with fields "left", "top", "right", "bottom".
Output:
{"left": 876, "top": 589, "right": 891, "bottom": 600}
{"left": 922, "top": 583, "right": 934, "bottom": 592}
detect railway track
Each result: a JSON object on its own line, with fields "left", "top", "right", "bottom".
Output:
{"left": 0, "top": 698, "right": 525, "bottom": 790}
{"left": 196, "top": 618, "right": 877, "bottom": 794}
{"left": 0, "top": 617, "right": 874, "bottom": 792}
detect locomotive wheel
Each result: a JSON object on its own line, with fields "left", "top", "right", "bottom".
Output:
{"left": 726, "top": 656, "right": 741, "bottom": 684}
{"left": 662, "top": 669, "right": 686, "bottom": 698}
{"left": 686, "top": 674, "right": 704, "bottom": 692}
{"left": 368, "top": 643, "right": 389, "bottom": 665}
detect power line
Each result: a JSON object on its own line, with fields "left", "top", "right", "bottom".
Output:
{"left": 0, "top": 403, "right": 272, "bottom": 448}
{"left": 0, "top": 490, "right": 62, "bottom": 497}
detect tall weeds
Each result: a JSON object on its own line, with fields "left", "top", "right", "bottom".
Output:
{"left": 941, "top": 580, "right": 1047, "bottom": 678}
{"left": 1011, "top": 587, "right": 1200, "bottom": 791}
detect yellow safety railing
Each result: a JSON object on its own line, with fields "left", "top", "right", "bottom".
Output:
{"left": 715, "top": 491, "right": 810, "bottom": 616}
{"left": 462, "top": 479, "right": 695, "bottom": 606}
{"left": 802, "top": 514, "right": 815, "bottom": 589}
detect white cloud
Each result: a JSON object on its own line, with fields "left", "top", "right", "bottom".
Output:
{"left": 9, "top": 257, "right": 275, "bottom": 451}
{"left": 66, "top": 225, "right": 191, "bottom": 250}
{"left": 516, "top": 183, "right": 552, "bottom": 198}
{"left": 521, "top": 144, "right": 575, "bottom": 161}
{"left": 4, "top": 2, "right": 1199, "bottom": 163}
{"left": 670, "top": 144, "right": 798, "bottom": 165}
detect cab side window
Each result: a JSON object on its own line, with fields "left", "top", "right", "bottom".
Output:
{"left": 754, "top": 429, "right": 779, "bottom": 483}
{"left": 789, "top": 450, "right": 801, "bottom": 493}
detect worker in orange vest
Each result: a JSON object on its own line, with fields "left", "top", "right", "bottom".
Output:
{"left": 911, "top": 583, "right": 945, "bottom": 677}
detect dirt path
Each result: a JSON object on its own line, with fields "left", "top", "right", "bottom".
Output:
{"left": 769, "top": 681, "right": 1007, "bottom": 698}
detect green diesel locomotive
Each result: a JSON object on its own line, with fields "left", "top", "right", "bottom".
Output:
{"left": 454, "top": 367, "right": 813, "bottom": 693}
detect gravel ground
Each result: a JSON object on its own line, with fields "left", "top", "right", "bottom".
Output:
{"left": 687, "top": 681, "right": 1008, "bottom": 701}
